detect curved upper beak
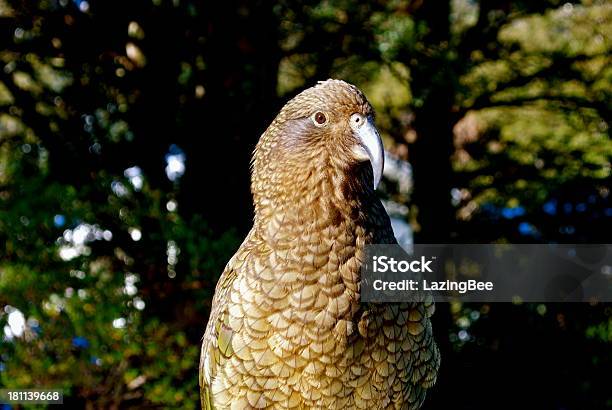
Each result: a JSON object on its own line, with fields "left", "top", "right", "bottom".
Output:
{"left": 352, "top": 117, "right": 384, "bottom": 190}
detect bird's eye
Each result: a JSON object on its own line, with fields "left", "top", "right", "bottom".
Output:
{"left": 313, "top": 111, "right": 327, "bottom": 126}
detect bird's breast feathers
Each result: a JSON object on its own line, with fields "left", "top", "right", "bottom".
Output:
{"left": 201, "top": 222, "right": 439, "bottom": 409}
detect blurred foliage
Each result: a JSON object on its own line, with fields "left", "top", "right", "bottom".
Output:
{"left": 0, "top": 0, "right": 610, "bottom": 408}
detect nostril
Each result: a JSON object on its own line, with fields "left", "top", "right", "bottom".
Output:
{"left": 351, "top": 114, "right": 364, "bottom": 128}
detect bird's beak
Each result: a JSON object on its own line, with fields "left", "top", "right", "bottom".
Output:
{"left": 352, "top": 117, "right": 384, "bottom": 190}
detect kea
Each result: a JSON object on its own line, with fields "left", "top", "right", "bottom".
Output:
{"left": 200, "top": 79, "right": 440, "bottom": 409}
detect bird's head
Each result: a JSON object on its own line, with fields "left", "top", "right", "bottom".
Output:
{"left": 252, "top": 79, "right": 384, "bottom": 209}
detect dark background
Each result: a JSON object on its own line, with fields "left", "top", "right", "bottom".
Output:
{"left": 0, "top": 0, "right": 610, "bottom": 408}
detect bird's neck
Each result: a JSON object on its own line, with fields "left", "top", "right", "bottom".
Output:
{"left": 253, "top": 160, "right": 377, "bottom": 242}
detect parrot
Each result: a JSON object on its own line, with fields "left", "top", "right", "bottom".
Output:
{"left": 200, "top": 79, "right": 439, "bottom": 409}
